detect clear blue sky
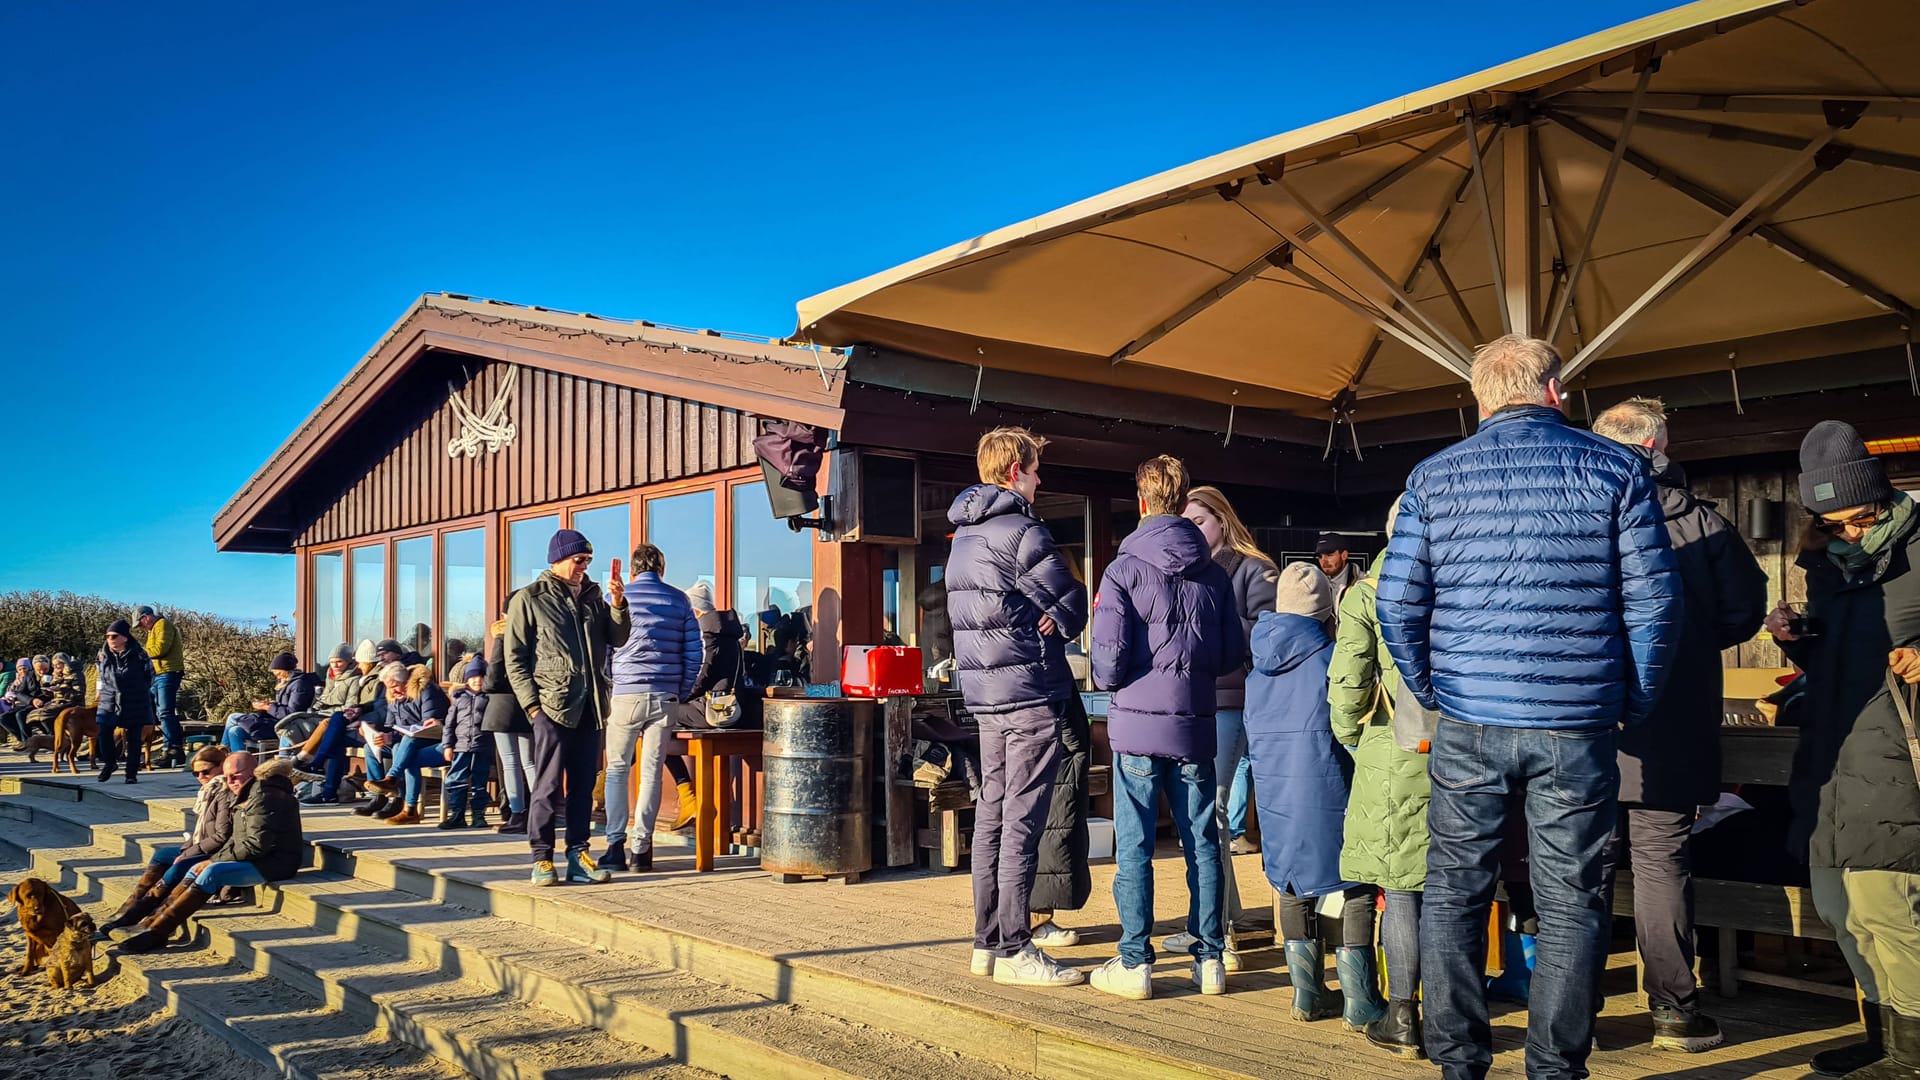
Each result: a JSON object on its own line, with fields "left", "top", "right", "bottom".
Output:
{"left": 0, "top": 0, "right": 1673, "bottom": 620}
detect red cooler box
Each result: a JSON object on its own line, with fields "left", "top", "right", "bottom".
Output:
{"left": 842, "top": 646, "right": 924, "bottom": 698}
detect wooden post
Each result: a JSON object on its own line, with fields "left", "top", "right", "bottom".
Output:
{"left": 883, "top": 696, "right": 914, "bottom": 867}
{"left": 810, "top": 539, "right": 884, "bottom": 684}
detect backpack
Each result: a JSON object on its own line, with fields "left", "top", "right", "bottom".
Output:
{"left": 1379, "top": 671, "right": 1439, "bottom": 754}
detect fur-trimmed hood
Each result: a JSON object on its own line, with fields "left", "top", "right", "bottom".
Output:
{"left": 398, "top": 664, "right": 434, "bottom": 702}
{"left": 255, "top": 758, "right": 296, "bottom": 780}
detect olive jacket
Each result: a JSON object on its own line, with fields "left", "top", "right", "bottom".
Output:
{"left": 502, "top": 571, "right": 632, "bottom": 730}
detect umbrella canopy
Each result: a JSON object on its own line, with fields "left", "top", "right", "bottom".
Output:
{"left": 798, "top": 0, "right": 1920, "bottom": 427}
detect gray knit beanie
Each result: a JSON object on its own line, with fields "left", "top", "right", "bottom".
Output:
{"left": 1798, "top": 420, "right": 1893, "bottom": 513}
{"left": 1275, "top": 562, "right": 1336, "bottom": 627}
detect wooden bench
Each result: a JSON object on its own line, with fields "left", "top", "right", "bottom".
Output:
{"left": 917, "top": 764, "right": 1112, "bottom": 871}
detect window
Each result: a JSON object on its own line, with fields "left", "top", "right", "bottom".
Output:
{"left": 440, "top": 527, "right": 487, "bottom": 673}
{"left": 508, "top": 515, "right": 561, "bottom": 588}
{"left": 571, "top": 503, "right": 630, "bottom": 582}
{"left": 646, "top": 490, "right": 716, "bottom": 592}
{"left": 349, "top": 543, "right": 386, "bottom": 648}
{"left": 733, "top": 481, "right": 813, "bottom": 637}
{"left": 310, "top": 551, "right": 344, "bottom": 669}
{"left": 394, "top": 535, "right": 434, "bottom": 665}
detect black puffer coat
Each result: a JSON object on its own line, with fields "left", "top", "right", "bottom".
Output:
{"left": 95, "top": 643, "right": 155, "bottom": 726}
{"left": 1030, "top": 694, "right": 1092, "bottom": 912}
{"left": 1618, "top": 455, "right": 1768, "bottom": 808}
{"left": 1783, "top": 503, "right": 1920, "bottom": 873}
{"left": 481, "top": 627, "right": 530, "bottom": 735}
{"left": 210, "top": 759, "right": 305, "bottom": 882}
{"left": 1212, "top": 549, "right": 1278, "bottom": 712}
{"left": 945, "top": 485, "right": 1088, "bottom": 717}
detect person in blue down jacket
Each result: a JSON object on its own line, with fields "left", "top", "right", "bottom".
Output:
{"left": 438, "top": 655, "right": 494, "bottom": 831}
{"left": 1088, "top": 455, "right": 1241, "bottom": 1002}
{"left": 602, "top": 542, "right": 701, "bottom": 873}
{"left": 1376, "top": 334, "right": 1681, "bottom": 1080}
{"left": 946, "top": 427, "right": 1088, "bottom": 989}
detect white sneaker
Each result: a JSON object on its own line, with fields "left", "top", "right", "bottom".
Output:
{"left": 993, "top": 944, "right": 1085, "bottom": 987}
{"left": 1162, "top": 931, "right": 1198, "bottom": 952}
{"left": 1031, "top": 920, "right": 1080, "bottom": 948}
{"left": 1090, "top": 955, "right": 1154, "bottom": 1000}
{"left": 1193, "top": 957, "right": 1226, "bottom": 996}
{"left": 970, "top": 948, "right": 995, "bottom": 977}
{"left": 1222, "top": 948, "right": 1243, "bottom": 973}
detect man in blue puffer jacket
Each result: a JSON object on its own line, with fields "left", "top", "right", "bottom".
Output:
{"left": 947, "top": 427, "right": 1088, "bottom": 988}
{"left": 602, "top": 542, "right": 702, "bottom": 873}
{"left": 1377, "top": 334, "right": 1681, "bottom": 1080}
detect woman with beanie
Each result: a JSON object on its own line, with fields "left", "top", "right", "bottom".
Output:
{"left": 222, "top": 653, "right": 317, "bottom": 753}
{"left": 1765, "top": 419, "right": 1920, "bottom": 1079}
{"left": 1159, "top": 485, "right": 1276, "bottom": 970}
{"left": 1330, "top": 495, "right": 1430, "bottom": 1058}
{"left": 483, "top": 599, "right": 536, "bottom": 835}
{"left": 1, "top": 657, "right": 40, "bottom": 749}
{"left": 1245, "top": 562, "right": 1385, "bottom": 1032}
{"left": 97, "top": 746, "right": 234, "bottom": 936}
{"left": 96, "top": 619, "right": 156, "bottom": 783}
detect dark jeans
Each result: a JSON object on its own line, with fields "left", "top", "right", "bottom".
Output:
{"left": 1113, "top": 751, "right": 1223, "bottom": 966}
{"left": 96, "top": 714, "right": 144, "bottom": 780}
{"left": 1383, "top": 889, "right": 1423, "bottom": 1000}
{"left": 1277, "top": 884, "right": 1379, "bottom": 946}
{"left": 971, "top": 702, "right": 1065, "bottom": 957}
{"left": 1422, "top": 719, "right": 1618, "bottom": 1080}
{"left": 1600, "top": 806, "right": 1698, "bottom": 1014}
{"left": 444, "top": 741, "right": 496, "bottom": 816}
{"left": 0, "top": 709, "right": 27, "bottom": 743}
{"left": 151, "top": 672, "right": 183, "bottom": 749}
{"left": 529, "top": 712, "right": 604, "bottom": 863}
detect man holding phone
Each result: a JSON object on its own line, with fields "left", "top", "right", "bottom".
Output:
{"left": 503, "top": 528, "right": 631, "bottom": 886}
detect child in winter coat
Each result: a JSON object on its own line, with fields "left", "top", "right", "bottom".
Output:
{"left": 440, "top": 656, "right": 494, "bottom": 830}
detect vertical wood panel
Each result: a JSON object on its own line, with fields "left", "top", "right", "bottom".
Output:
{"left": 586, "top": 381, "right": 603, "bottom": 493}
{"left": 649, "top": 394, "right": 666, "bottom": 482}
{"left": 616, "top": 387, "right": 634, "bottom": 490}
{"left": 575, "top": 376, "right": 590, "bottom": 493}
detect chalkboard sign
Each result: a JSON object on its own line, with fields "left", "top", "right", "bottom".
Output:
{"left": 854, "top": 451, "right": 920, "bottom": 544}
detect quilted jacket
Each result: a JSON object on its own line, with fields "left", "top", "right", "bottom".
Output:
{"left": 1376, "top": 405, "right": 1682, "bottom": 730}
{"left": 945, "top": 485, "right": 1088, "bottom": 716}
{"left": 1330, "top": 574, "right": 1430, "bottom": 892}
{"left": 610, "top": 571, "right": 702, "bottom": 700}
{"left": 1091, "top": 514, "right": 1241, "bottom": 760}
{"left": 1244, "top": 611, "right": 1353, "bottom": 897}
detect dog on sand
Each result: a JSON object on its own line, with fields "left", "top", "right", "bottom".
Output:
{"left": 47, "top": 911, "right": 98, "bottom": 988}
{"left": 6, "top": 877, "right": 82, "bottom": 974}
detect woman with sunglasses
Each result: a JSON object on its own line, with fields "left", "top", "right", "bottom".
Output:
{"left": 1764, "top": 420, "right": 1920, "bottom": 1078}
{"left": 96, "top": 746, "right": 235, "bottom": 938}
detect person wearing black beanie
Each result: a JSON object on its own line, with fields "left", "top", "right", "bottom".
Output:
{"left": 1764, "top": 419, "right": 1920, "bottom": 1078}
{"left": 95, "top": 620, "right": 156, "bottom": 783}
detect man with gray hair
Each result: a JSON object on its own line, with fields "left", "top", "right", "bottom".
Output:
{"left": 1591, "top": 396, "right": 1765, "bottom": 1053}
{"left": 1377, "top": 335, "right": 1682, "bottom": 1080}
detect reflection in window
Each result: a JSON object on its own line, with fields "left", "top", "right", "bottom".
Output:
{"left": 350, "top": 543, "right": 386, "bottom": 648}
{"left": 508, "top": 515, "right": 561, "bottom": 588}
{"left": 734, "top": 481, "right": 814, "bottom": 652}
{"left": 441, "top": 528, "right": 487, "bottom": 673}
{"left": 394, "top": 536, "right": 434, "bottom": 666}
{"left": 571, "top": 503, "right": 630, "bottom": 584}
{"left": 646, "top": 490, "right": 716, "bottom": 592}
{"left": 311, "top": 551, "right": 344, "bottom": 669}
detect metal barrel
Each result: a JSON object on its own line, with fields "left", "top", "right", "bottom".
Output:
{"left": 760, "top": 698, "right": 874, "bottom": 877}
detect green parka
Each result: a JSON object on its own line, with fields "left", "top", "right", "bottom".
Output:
{"left": 503, "top": 571, "right": 631, "bottom": 730}
{"left": 1331, "top": 573, "right": 1431, "bottom": 892}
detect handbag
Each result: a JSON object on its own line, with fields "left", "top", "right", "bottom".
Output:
{"left": 703, "top": 644, "right": 747, "bottom": 729}
{"left": 1380, "top": 673, "right": 1440, "bottom": 754}
{"left": 1889, "top": 669, "right": 1920, "bottom": 787}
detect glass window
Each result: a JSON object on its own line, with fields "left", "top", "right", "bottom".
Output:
{"left": 310, "top": 551, "right": 344, "bottom": 669}
{"left": 733, "top": 481, "right": 814, "bottom": 648}
{"left": 571, "top": 503, "right": 630, "bottom": 583}
{"left": 440, "top": 527, "right": 487, "bottom": 674}
{"left": 646, "top": 490, "right": 716, "bottom": 592}
{"left": 349, "top": 543, "right": 386, "bottom": 648}
{"left": 508, "top": 514, "right": 561, "bottom": 588}
{"left": 394, "top": 536, "right": 434, "bottom": 665}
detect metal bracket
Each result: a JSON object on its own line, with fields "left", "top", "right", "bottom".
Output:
{"left": 1906, "top": 327, "right": 1918, "bottom": 397}
{"left": 1223, "top": 402, "right": 1236, "bottom": 448}
{"left": 1730, "top": 355, "right": 1745, "bottom": 416}
{"left": 969, "top": 364, "right": 984, "bottom": 415}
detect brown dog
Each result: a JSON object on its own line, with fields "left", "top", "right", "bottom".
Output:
{"left": 47, "top": 912, "right": 97, "bottom": 989}
{"left": 7, "top": 877, "right": 81, "bottom": 974}
{"left": 50, "top": 707, "right": 98, "bottom": 775}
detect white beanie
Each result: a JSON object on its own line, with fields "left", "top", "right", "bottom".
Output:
{"left": 686, "top": 581, "right": 716, "bottom": 615}
{"left": 354, "top": 639, "right": 378, "bottom": 664}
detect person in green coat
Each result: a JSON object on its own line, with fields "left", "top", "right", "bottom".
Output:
{"left": 1330, "top": 496, "right": 1430, "bottom": 1060}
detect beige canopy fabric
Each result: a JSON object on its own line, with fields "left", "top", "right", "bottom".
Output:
{"left": 797, "top": 0, "right": 1920, "bottom": 422}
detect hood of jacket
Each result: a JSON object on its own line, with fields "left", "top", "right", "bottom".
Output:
{"left": 947, "top": 484, "right": 1033, "bottom": 529}
{"left": 256, "top": 757, "right": 296, "bottom": 783}
{"left": 1633, "top": 446, "right": 1712, "bottom": 523}
{"left": 398, "top": 664, "right": 434, "bottom": 701}
{"left": 1252, "top": 611, "right": 1330, "bottom": 676}
{"left": 1117, "top": 515, "right": 1214, "bottom": 578}
{"left": 699, "top": 608, "right": 743, "bottom": 638}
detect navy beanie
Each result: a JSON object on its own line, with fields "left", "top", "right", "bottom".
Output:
{"left": 463, "top": 655, "right": 487, "bottom": 680}
{"left": 1798, "top": 420, "right": 1893, "bottom": 513}
{"left": 106, "top": 619, "right": 133, "bottom": 638}
{"left": 270, "top": 652, "right": 298, "bottom": 672}
{"left": 547, "top": 528, "right": 592, "bottom": 564}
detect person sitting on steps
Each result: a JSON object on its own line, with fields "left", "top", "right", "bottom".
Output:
{"left": 98, "top": 746, "right": 235, "bottom": 938}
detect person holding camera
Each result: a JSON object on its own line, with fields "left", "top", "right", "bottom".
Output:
{"left": 1766, "top": 420, "right": 1920, "bottom": 1079}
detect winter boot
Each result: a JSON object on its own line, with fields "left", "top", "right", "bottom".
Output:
{"left": 1842, "top": 1007, "right": 1919, "bottom": 1080}
{"left": 384, "top": 804, "right": 422, "bottom": 825}
{"left": 496, "top": 810, "right": 528, "bottom": 835}
{"left": 601, "top": 839, "right": 629, "bottom": 872}
{"left": 97, "top": 865, "right": 168, "bottom": 938}
{"left": 355, "top": 794, "right": 395, "bottom": 818}
{"left": 117, "top": 884, "right": 212, "bottom": 954}
{"left": 436, "top": 808, "right": 469, "bottom": 830}
{"left": 468, "top": 805, "right": 489, "bottom": 829}
{"left": 632, "top": 845, "right": 653, "bottom": 871}
{"left": 1365, "top": 1000, "right": 1426, "bottom": 1059}
{"left": 1814, "top": 1004, "right": 1886, "bottom": 1076}
{"left": 1485, "top": 931, "right": 1536, "bottom": 1003}
{"left": 565, "top": 845, "right": 611, "bottom": 884}
{"left": 1286, "top": 940, "right": 1340, "bottom": 1021}
{"left": 1337, "top": 945, "right": 1388, "bottom": 1030}
{"left": 670, "top": 781, "right": 698, "bottom": 830}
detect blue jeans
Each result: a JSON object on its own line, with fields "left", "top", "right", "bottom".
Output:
{"left": 150, "top": 844, "right": 198, "bottom": 890}
{"left": 1227, "top": 755, "right": 1252, "bottom": 838}
{"left": 1382, "top": 888, "right": 1423, "bottom": 1000}
{"left": 1113, "top": 751, "right": 1222, "bottom": 966}
{"left": 152, "top": 673, "right": 182, "bottom": 749}
{"left": 1212, "top": 710, "right": 1248, "bottom": 929}
{"left": 394, "top": 736, "right": 446, "bottom": 806}
{"left": 492, "top": 732, "right": 535, "bottom": 813}
{"left": 444, "top": 741, "right": 495, "bottom": 817}
{"left": 189, "top": 861, "right": 266, "bottom": 892}
{"left": 1421, "top": 719, "right": 1617, "bottom": 1080}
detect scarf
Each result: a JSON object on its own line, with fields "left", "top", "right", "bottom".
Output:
{"left": 1827, "top": 491, "right": 1915, "bottom": 579}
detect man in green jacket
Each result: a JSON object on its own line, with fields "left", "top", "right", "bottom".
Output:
{"left": 503, "top": 528, "right": 631, "bottom": 886}
{"left": 136, "top": 605, "right": 186, "bottom": 768}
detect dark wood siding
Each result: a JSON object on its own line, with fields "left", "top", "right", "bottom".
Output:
{"left": 297, "top": 358, "right": 759, "bottom": 546}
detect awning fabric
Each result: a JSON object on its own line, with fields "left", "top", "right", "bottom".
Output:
{"left": 796, "top": 0, "right": 1920, "bottom": 420}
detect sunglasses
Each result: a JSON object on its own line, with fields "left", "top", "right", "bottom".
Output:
{"left": 1812, "top": 504, "right": 1887, "bottom": 533}
{"left": 192, "top": 768, "right": 215, "bottom": 779}
{"left": 569, "top": 555, "right": 593, "bottom": 566}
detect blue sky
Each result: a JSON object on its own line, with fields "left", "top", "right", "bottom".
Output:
{"left": 0, "top": 0, "right": 1673, "bottom": 619}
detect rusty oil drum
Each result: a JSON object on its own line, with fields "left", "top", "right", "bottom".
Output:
{"left": 760, "top": 698, "right": 874, "bottom": 878}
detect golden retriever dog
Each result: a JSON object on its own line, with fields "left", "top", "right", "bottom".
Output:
{"left": 7, "top": 877, "right": 81, "bottom": 975}
{"left": 49, "top": 706, "right": 98, "bottom": 775}
{"left": 47, "top": 911, "right": 98, "bottom": 989}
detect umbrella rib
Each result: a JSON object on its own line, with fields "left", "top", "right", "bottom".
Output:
{"left": 1548, "top": 64, "right": 1653, "bottom": 344}
{"left": 1283, "top": 263, "right": 1470, "bottom": 379}
{"left": 1463, "top": 113, "right": 1511, "bottom": 335}
{"left": 1554, "top": 105, "right": 1920, "bottom": 175}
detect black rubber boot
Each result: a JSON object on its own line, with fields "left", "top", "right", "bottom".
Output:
{"left": 1365, "top": 999, "right": 1425, "bottom": 1059}
{"left": 1843, "top": 1007, "right": 1919, "bottom": 1079}
{"left": 1816, "top": 1005, "right": 1886, "bottom": 1076}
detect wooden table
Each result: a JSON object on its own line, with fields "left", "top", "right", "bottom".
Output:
{"left": 682, "top": 728, "right": 764, "bottom": 872}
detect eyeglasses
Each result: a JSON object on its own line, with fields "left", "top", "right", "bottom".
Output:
{"left": 1812, "top": 504, "right": 1887, "bottom": 533}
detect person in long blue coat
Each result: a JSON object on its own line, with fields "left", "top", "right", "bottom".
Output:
{"left": 1245, "top": 562, "right": 1385, "bottom": 1031}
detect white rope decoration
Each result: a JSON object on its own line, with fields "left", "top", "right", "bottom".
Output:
{"left": 446, "top": 366, "right": 519, "bottom": 458}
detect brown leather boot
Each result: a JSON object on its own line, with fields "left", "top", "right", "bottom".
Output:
{"left": 117, "top": 884, "right": 212, "bottom": 953}
{"left": 384, "top": 804, "right": 422, "bottom": 825}
{"left": 97, "top": 864, "right": 168, "bottom": 937}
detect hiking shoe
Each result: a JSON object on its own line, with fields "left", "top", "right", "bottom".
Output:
{"left": 1193, "top": 957, "right": 1226, "bottom": 996}
{"left": 970, "top": 948, "right": 996, "bottom": 977}
{"left": 531, "top": 860, "right": 558, "bottom": 887}
{"left": 1089, "top": 956, "right": 1153, "bottom": 1000}
{"left": 1651, "top": 1006, "right": 1726, "bottom": 1053}
{"left": 1230, "top": 836, "right": 1260, "bottom": 855}
{"left": 992, "top": 944, "right": 1084, "bottom": 987}
{"left": 1031, "top": 920, "right": 1080, "bottom": 948}
{"left": 565, "top": 847, "right": 612, "bottom": 884}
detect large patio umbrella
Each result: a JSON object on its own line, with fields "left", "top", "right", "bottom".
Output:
{"left": 796, "top": 0, "right": 1920, "bottom": 441}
